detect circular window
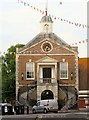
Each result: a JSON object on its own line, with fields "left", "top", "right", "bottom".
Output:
{"left": 42, "top": 42, "right": 53, "bottom": 53}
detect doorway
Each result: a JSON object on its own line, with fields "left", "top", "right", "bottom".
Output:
{"left": 43, "top": 68, "right": 51, "bottom": 83}
{"left": 41, "top": 90, "right": 54, "bottom": 100}
{"left": 43, "top": 68, "right": 51, "bottom": 78}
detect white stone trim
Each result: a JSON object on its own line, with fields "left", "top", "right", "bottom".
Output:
{"left": 37, "top": 62, "right": 58, "bottom": 100}
{"left": 79, "top": 90, "right": 89, "bottom": 94}
{"left": 41, "top": 41, "right": 53, "bottom": 53}
{"left": 60, "top": 62, "right": 68, "bottom": 79}
{"left": 59, "top": 84, "right": 75, "bottom": 86}
{"left": 18, "top": 38, "right": 52, "bottom": 53}
{"left": 36, "top": 56, "right": 58, "bottom": 63}
{"left": 19, "top": 84, "right": 35, "bottom": 87}
{"left": 85, "top": 106, "right": 89, "bottom": 108}
{"left": 16, "top": 54, "right": 19, "bottom": 100}
{"left": 26, "top": 62, "right": 35, "bottom": 80}
{"left": 79, "top": 95, "right": 89, "bottom": 97}
{"left": 75, "top": 53, "right": 79, "bottom": 91}
{"left": 40, "top": 22, "right": 53, "bottom": 33}
{"left": 17, "top": 54, "right": 75, "bottom": 56}
{"left": 37, "top": 62, "right": 57, "bottom": 81}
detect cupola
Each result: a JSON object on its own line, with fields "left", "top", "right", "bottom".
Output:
{"left": 40, "top": 8, "right": 53, "bottom": 33}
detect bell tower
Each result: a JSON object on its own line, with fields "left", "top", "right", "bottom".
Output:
{"left": 40, "top": 0, "right": 53, "bottom": 33}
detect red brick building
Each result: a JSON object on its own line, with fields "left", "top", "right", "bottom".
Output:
{"left": 16, "top": 12, "right": 79, "bottom": 109}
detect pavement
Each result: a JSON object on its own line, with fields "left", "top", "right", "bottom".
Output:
{"left": 79, "top": 108, "right": 89, "bottom": 112}
{"left": 0, "top": 108, "right": 89, "bottom": 120}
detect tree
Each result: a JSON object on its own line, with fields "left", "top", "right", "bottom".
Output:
{"left": 2, "top": 44, "right": 25, "bottom": 102}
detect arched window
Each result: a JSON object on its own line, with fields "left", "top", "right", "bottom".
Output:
{"left": 44, "top": 24, "right": 49, "bottom": 33}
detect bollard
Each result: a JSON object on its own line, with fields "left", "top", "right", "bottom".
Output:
{"left": 21, "top": 105, "right": 24, "bottom": 114}
{"left": 27, "top": 106, "right": 29, "bottom": 114}
{"left": 15, "top": 106, "right": 20, "bottom": 115}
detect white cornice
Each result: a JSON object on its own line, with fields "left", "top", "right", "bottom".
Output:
{"left": 17, "top": 53, "right": 75, "bottom": 56}
{"left": 79, "top": 90, "right": 89, "bottom": 94}
{"left": 79, "top": 95, "right": 89, "bottom": 97}
{"left": 59, "top": 84, "right": 75, "bottom": 86}
{"left": 36, "top": 56, "right": 58, "bottom": 63}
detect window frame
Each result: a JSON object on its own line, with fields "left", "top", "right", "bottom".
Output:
{"left": 60, "top": 62, "right": 68, "bottom": 79}
{"left": 26, "top": 62, "right": 35, "bottom": 80}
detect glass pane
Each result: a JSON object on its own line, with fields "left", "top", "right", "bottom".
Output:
{"left": 26, "top": 63, "right": 34, "bottom": 78}
{"left": 60, "top": 62, "right": 68, "bottom": 78}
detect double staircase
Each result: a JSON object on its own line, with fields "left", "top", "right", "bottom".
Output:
{"left": 18, "top": 85, "right": 78, "bottom": 111}
{"left": 18, "top": 86, "right": 36, "bottom": 106}
{"left": 61, "top": 87, "right": 78, "bottom": 111}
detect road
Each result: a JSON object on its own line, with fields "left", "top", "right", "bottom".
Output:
{"left": 1, "top": 111, "right": 89, "bottom": 120}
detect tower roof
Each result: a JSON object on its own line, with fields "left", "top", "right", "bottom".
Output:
{"left": 40, "top": 15, "right": 53, "bottom": 23}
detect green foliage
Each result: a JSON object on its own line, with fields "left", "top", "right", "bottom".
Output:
{"left": 0, "top": 57, "right": 2, "bottom": 100}
{"left": 2, "top": 44, "right": 25, "bottom": 102}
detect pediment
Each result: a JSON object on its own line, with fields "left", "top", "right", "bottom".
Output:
{"left": 36, "top": 56, "right": 58, "bottom": 63}
{"left": 17, "top": 33, "right": 77, "bottom": 55}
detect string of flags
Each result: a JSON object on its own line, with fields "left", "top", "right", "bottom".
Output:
{"left": 0, "top": 38, "right": 88, "bottom": 56}
{"left": 17, "top": 0, "right": 89, "bottom": 29}
{"left": 71, "top": 39, "right": 88, "bottom": 45}
{"left": 18, "top": 0, "right": 44, "bottom": 14}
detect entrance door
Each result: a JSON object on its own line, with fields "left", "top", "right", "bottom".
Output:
{"left": 43, "top": 68, "right": 51, "bottom": 78}
{"left": 43, "top": 68, "right": 51, "bottom": 83}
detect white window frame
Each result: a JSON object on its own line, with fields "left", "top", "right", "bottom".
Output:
{"left": 60, "top": 62, "right": 68, "bottom": 79}
{"left": 26, "top": 62, "right": 35, "bottom": 80}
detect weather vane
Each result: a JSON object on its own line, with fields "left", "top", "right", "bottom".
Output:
{"left": 45, "top": 0, "right": 48, "bottom": 16}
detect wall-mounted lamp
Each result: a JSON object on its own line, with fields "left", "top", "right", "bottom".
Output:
{"left": 62, "top": 58, "right": 65, "bottom": 62}
{"left": 21, "top": 72, "right": 24, "bottom": 80}
{"left": 29, "top": 59, "right": 32, "bottom": 62}
{"left": 70, "top": 72, "right": 73, "bottom": 80}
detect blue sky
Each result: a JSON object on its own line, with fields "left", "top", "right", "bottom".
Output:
{"left": 0, "top": 0, "right": 88, "bottom": 58}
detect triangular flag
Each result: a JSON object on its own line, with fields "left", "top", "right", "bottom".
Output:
{"left": 24, "top": 2, "right": 26, "bottom": 6}
{"left": 21, "top": 1, "right": 23, "bottom": 3}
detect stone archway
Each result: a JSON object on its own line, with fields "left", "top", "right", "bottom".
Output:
{"left": 41, "top": 90, "right": 54, "bottom": 100}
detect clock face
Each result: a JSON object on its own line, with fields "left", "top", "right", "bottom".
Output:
{"left": 42, "top": 42, "right": 52, "bottom": 52}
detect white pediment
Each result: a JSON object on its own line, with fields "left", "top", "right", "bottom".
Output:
{"left": 36, "top": 56, "right": 58, "bottom": 63}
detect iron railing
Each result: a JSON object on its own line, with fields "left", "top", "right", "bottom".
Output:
{"left": 37, "top": 78, "right": 57, "bottom": 84}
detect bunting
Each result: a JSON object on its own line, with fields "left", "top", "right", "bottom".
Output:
{"left": 18, "top": 0, "right": 44, "bottom": 15}
{"left": 71, "top": 39, "right": 88, "bottom": 46}
{"left": 0, "top": 38, "right": 88, "bottom": 56}
{"left": 17, "top": 0, "right": 88, "bottom": 29}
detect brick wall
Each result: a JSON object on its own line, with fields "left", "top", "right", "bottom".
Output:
{"left": 17, "top": 54, "right": 76, "bottom": 85}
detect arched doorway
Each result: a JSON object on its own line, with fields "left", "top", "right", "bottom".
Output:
{"left": 41, "top": 90, "right": 54, "bottom": 100}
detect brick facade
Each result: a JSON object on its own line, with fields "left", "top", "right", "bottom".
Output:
{"left": 16, "top": 15, "right": 79, "bottom": 109}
